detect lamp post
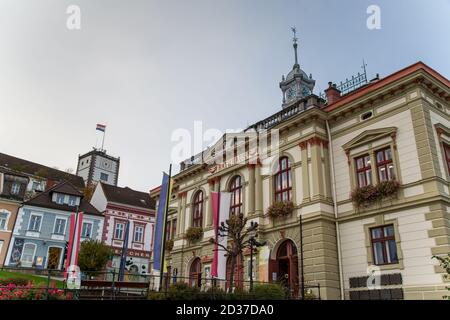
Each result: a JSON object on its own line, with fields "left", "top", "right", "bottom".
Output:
{"left": 248, "top": 221, "right": 266, "bottom": 293}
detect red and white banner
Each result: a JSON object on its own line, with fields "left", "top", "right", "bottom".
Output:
{"left": 211, "top": 192, "right": 231, "bottom": 279}
{"left": 64, "top": 212, "right": 84, "bottom": 278}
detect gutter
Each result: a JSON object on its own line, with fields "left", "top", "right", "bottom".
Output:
{"left": 326, "top": 120, "right": 345, "bottom": 300}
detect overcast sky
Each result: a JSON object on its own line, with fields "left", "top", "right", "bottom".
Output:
{"left": 1, "top": 0, "right": 449, "bottom": 192}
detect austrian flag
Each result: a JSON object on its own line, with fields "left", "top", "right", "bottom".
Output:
{"left": 96, "top": 123, "right": 106, "bottom": 132}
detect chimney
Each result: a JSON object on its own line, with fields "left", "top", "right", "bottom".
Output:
{"left": 325, "top": 82, "right": 341, "bottom": 104}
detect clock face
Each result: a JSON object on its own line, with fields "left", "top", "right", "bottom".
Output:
{"left": 302, "top": 87, "right": 311, "bottom": 97}
{"left": 286, "top": 86, "right": 297, "bottom": 100}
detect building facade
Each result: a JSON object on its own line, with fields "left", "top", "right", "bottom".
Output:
{"left": 0, "top": 167, "right": 29, "bottom": 266}
{"left": 0, "top": 152, "right": 86, "bottom": 200}
{"left": 150, "top": 50, "right": 450, "bottom": 299}
{"left": 90, "top": 183, "right": 155, "bottom": 275}
{"left": 76, "top": 148, "right": 120, "bottom": 186}
{"left": 5, "top": 181, "right": 103, "bottom": 269}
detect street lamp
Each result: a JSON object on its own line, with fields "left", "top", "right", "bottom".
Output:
{"left": 248, "top": 221, "right": 266, "bottom": 293}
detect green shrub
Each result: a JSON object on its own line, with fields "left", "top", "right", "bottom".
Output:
{"left": 266, "top": 201, "right": 294, "bottom": 218}
{"left": 166, "top": 282, "right": 200, "bottom": 300}
{"left": 147, "top": 291, "right": 166, "bottom": 300}
{"left": 185, "top": 227, "right": 203, "bottom": 242}
{"left": 252, "top": 283, "right": 286, "bottom": 300}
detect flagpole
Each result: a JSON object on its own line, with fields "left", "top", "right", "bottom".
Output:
{"left": 101, "top": 129, "right": 106, "bottom": 152}
{"left": 159, "top": 164, "right": 172, "bottom": 291}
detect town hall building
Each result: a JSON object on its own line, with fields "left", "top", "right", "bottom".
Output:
{"left": 150, "top": 36, "right": 450, "bottom": 299}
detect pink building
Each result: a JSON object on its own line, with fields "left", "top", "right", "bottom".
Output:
{"left": 91, "top": 183, "right": 155, "bottom": 275}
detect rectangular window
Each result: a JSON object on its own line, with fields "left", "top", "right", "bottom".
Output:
{"left": 0, "top": 212, "right": 8, "bottom": 230}
{"left": 444, "top": 143, "right": 450, "bottom": 175}
{"left": 29, "top": 214, "right": 42, "bottom": 232}
{"left": 134, "top": 225, "right": 144, "bottom": 243}
{"left": 56, "top": 194, "right": 65, "bottom": 204}
{"left": 21, "top": 243, "right": 36, "bottom": 267}
{"left": 370, "top": 224, "right": 398, "bottom": 265}
{"left": 355, "top": 154, "right": 372, "bottom": 187}
{"left": 81, "top": 222, "right": 93, "bottom": 238}
{"left": 376, "top": 147, "right": 395, "bottom": 182}
{"left": 11, "top": 182, "right": 20, "bottom": 195}
{"left": 54, "top": 218, "right": 66, "bottom": 235}
{"left": 114, "top": 222, "right": 125, "bottom": 240}
{"left": 172, "top": 219, "right": 177, "bottom": 239}
{"left": 68, "top": 196, "right": 77, "bottom": 207}
{"left": 100, "top": 173, "right": 109, "bottom": 181}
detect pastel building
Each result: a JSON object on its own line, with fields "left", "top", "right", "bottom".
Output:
{"left": 0, "top": 167, "right": 29, "bottom": 266}
{"left": 5, "top": 181, "right": 103, "bottom": 269}
{"left": 90, "top": 183, "right": 155, "bottom": 275}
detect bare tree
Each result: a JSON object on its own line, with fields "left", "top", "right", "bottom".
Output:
{"left": 209, "top": 213, "right": 260, "bottom": 293}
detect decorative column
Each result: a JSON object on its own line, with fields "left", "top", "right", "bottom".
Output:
{"left": 206, "top": 178, "right": 215, "bottom": 227}
{"left": 299, "top": 141, "right": 310, "bottom": 202}
{"left": 309, "top": 137, "right": 324, "bottom": 200}
{"left": 179, "top": 192, "right": 187, "bottom": 235}
{"left": 247, "top": 164, "right": 256, "bottom": 215}
{"left": 255, "top": 163, "right": 263, "bottom": 215}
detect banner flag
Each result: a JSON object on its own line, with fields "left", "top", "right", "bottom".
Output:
{"left": 118, "top": 220, "right": 130, "bottom": 281}
{"left": 96, "top": 123, "right": 106, "bottom": 132}
{"left": 211, "top": 191, "right": 231, "bottom": 279}
{"left": 153, "top": 172, "right": 172, "bottom": 272}
{"left": 65, "top": 211, "right": 84, "bottom": 278}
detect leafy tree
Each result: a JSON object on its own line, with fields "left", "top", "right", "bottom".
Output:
{"left": 82, "top": 183, "right": 96, "bottom": 201}
{"left": 78, "top": 240, "right": 112, "bottom": 277}
{"left": 433, "top": 253, "right": 450, "bottom": 299}
{"left": 209, "top": 213, "right": 260, "bottom": 293}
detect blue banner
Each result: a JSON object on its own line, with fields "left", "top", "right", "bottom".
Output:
{"left": 153, "top": 172, "right": 170, "bottom": 272}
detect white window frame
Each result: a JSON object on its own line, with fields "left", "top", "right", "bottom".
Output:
{"left": 133, "top": 224, "right": 144, "bottom": 243}
{"left": 114, "top": 221, "right": 125, "bottom": 240}
{"left": 68, "top": 196, "right": 75, "bottom": 206}
{"left": 56, "top": 194, "right": 65, "bottom": 205}
{"left": 81, "top": 221, "right": 94, "bottom": 239}
{"left": 28, "top": 213, "right": 43, "bottom": 232}
{"left": 100, "top": 172, "right": 109, "bottom": 182}
{"left": 11, "top": 182, "right": 20, "bottom": 195}
{"left": 20, "top": 242, "right": 37, "bottom": 267}
{"left": 0, "top": 210, "right": 11, "bottom": 231}
{"left": 53, "top": 216, "right": 68, "bottom": 235}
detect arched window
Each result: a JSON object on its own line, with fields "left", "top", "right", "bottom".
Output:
{"left": 189, "top": 257, "right": 202, "bottom": 287}
{"left": 229, "top": 176, "right": 242, "bottom": 215}
{"left": 192, "top": 191, "right": 204, "bottom": 227}
{"left": 274, "top": 157, "right": 292, "bottom": 202}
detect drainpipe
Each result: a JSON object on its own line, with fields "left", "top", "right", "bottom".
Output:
{"left": 325, "top": 120, "right": 345, "bottom": 300}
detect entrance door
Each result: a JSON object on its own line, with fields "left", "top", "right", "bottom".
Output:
{"left": 189, "top": 258, "right": 202, "bottom": 287}
{"left": 272, "top": 240, "right": 299, "bottom": 298}
{"left": 47, "top": 247, "right": 62, "bottom": 270}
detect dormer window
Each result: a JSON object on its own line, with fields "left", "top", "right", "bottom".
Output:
{"left": 11, "top": 183, "right": 20, "bottom": 195}
{"left": 68, "top": 196, "right": 77, "bottom": 207}
{"left": 56, "top": 194, "right": 65, "bottom": 205}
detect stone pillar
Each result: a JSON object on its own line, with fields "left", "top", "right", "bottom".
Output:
{"left": 179, "top": 192, "right": 187, "bottom": 234}
{"left": 248, "top": 164, "right": 255, "bottom": 215}
{"left": 300, "top": 141, "right": 310, "bottom": 202}
{"left": 309, "top": 137, "right": 324, "bottom": 200}
{"left": 206, "top": 179, "right": 215, "bottom": 227}
{"left": 255, "top": 164, "right": 263, "bottom": 215}
{"left": 176, "top": 194, "right": 183, "bottom": 236}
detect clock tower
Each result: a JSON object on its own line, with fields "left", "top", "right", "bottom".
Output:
{"left": 279, "top": 27, "right": 315, "bottom": 108}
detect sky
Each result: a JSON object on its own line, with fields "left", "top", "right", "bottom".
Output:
{"left": 0, "top": 0, "right": 449, "bottom": 192}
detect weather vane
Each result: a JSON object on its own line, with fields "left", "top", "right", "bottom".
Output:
{"left": 291, "top": 26, "right": 298, "bottom": 44}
